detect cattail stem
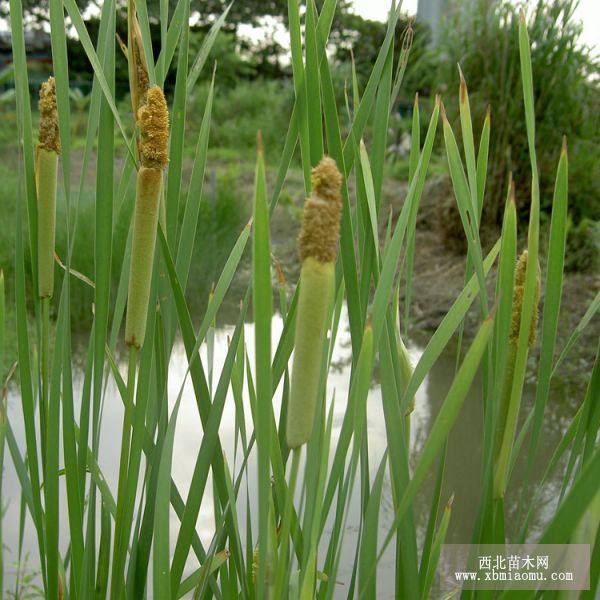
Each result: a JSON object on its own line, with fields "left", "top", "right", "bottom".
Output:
{"left": 40, "top": 296, "right": 50, "bottom": 468}
{"left": 110, "top": 345, "right": 138, "bottom": 599}
{"left": 273, "top": 447, "right": 301, "bottom": 598}
{"left": 286, "top": 157, "right": 342, "bottom": 449}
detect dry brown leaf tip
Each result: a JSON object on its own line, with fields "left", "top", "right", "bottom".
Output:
{"left": 298, "top": 156, "right": 343, "bottom": 263}
{"left": 128, "top": 4, "right": 149, "bottom": 115}
{"left": 138, "top": 86, "right": 169, "bottom": 169}
{"left": 38, "top": 76, "right": 60, "bottom": 154}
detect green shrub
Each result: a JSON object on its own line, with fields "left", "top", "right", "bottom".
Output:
{"left": 564, "top": 218, "right": 599, "bottom": 273}
{"left": 190, "top": 79, "right": 294, "bottom": 157}
{"left": 433, "top": 0, "right": 599, "bottom": 226}
{"left": 186, "top": 166, "right": 249, "bottom": 307}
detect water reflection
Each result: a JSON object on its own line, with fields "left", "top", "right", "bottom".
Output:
{"left": 4, "top": 308, "right": 580, "bottom": 597}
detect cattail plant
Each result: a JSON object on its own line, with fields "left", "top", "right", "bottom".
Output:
{"left": 286, "top": 156, "right": 342, "bottom": 449}
{"left": 124, "top": 86, "right": 169, "bottom": 349}
{"left": 111, "top": 85, "right": 169, "bottom": 597}
{"left": 36, "top": 76, "right": 60, "bottom": 469}
{"left": 36, "top": 76, "right": 60, "bottom": 299}
{"left": 275, "top": 158, "right": 343, "bottom": 597}
{"left": 494, "top": 249, "right": 540, "bottom": 499}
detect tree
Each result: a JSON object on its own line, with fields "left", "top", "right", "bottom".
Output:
{"left": 332, "top": 12, "right": 433, "bottom": 100}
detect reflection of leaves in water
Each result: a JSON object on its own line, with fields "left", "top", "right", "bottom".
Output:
{"left": 330, "top": 357, "right": 350, "bottom": 373}
{"left": 6, "top": 552, "right": 45, "bottom": 599}
{"left": 502, "top": 378, "right": 583, "bottom": 539}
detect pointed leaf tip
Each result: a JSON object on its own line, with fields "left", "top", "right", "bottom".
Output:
{"left": 457, "top": 64, "right": 468, "bottom": 103}
{"left": 561, "top": 135, "right": 568, "bottom": 156}
{"left": 440, "top": 100, "right": 448, "bottom": 122}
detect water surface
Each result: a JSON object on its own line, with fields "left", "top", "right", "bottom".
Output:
{"left": 4, "top": 309, "right": 578, "bottom": 597}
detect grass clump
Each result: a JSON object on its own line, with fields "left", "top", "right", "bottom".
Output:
{"left": 432, "top": 0, "right": 600, "bottom": 226}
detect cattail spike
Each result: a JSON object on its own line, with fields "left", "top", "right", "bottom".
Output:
{"left": 287, "top": 155, "right": 344, "bottom": 449}
{"left": 38, "top": 77, "right": 60, "bottom": 154}
{"left": 298, "top": 156, "right": 342, "bottom": 263}
{"left": 509, "top": 250, "right": 540, "bottom": 346}
{"left": 138, "top": 86, "right": 169, "bottom": 170}
{"left": 37, "top": 77, "right": 60, "bottom": 298}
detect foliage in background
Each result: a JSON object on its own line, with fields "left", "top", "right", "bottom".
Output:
{"left": 564, "top": 218, "right": 599, "bottom": 273}
{"left": 431, "top": 0, "right": 599, "bottom": 226}
{"left": 333, "top": 13, "right": 433, "bottom": 103}
{"left": 191, "top": 79, "right": 294, "bottom": 156}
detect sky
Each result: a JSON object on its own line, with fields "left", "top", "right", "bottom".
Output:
{"left": 351, "top": 0, "right": 600, "bottom": 50}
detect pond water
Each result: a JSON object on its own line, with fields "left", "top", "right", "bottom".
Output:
{"left": 3, "top": 307, "right": 580, "bottom": 598}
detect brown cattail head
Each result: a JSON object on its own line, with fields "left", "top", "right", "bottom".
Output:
{"left": 138, "top": 86, "right": 169, "bottom": 170}
{"left": 509, "top": 250, "right": 540, "bottom": 346}
{"left": 298, "top": 156, "right": 342, "bottom": 263}
{"left": 38, "top": 77, "right": 60, "bottom": 154}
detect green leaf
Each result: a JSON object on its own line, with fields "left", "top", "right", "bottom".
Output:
{"left": 252, "top": 141, "right": 272, "bottom": 597}
{"left": 372, "top": 312, "right": 495, "bottom": 587}
{"left": 153, "top": 396, "right": 182, "bottom": 600}
{"left": 358, "top": 453, "right": 387, "bottom": 598}
{"left": 420, "top": 495, "right": 453, "bottom": 600}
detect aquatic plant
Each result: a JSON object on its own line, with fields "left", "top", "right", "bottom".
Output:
{"left": 5, "top": 1, "right": 598, "bottom": 599}
{"left": 36, "top": 77, "right": 60, "bottom": 300}
{"left": 124, "top": 86, "right": 169, "bottom": 349}
{"left": 286, "top": 156, "right": 342, "bottom": 449}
